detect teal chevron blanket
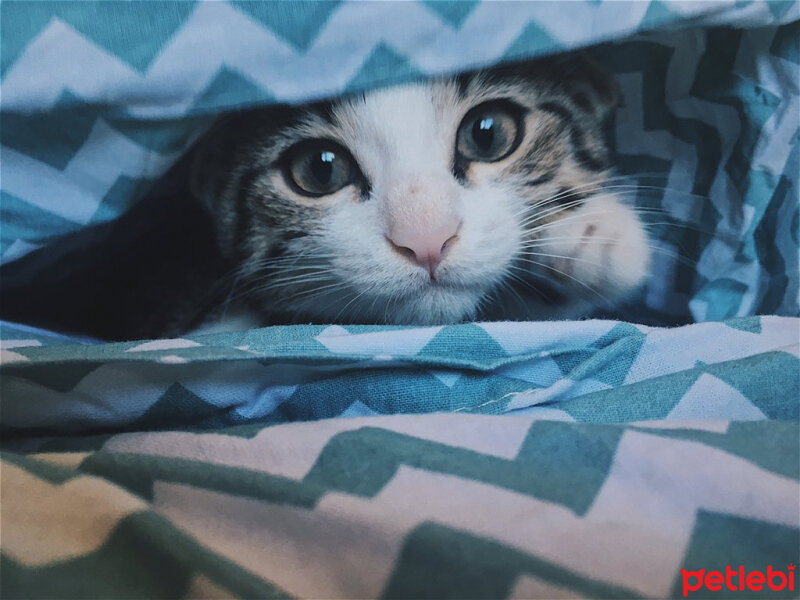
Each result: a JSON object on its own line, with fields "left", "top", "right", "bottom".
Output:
{"left": 1, "top": 2, "right": 799, "bottom": 599}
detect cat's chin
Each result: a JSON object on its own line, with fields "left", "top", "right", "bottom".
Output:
{"left": 380, "top": 285, "right": 483, "bottom": 326}
{"left": 293, "top": 284, "right": 480, "bottom": 326}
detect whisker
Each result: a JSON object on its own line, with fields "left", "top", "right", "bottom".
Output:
{"left": 519, "top": 237, "right": 698, "bottom": 268}
{"left": 333, "top": 287, "right": 372, "bottom": 323}
{"left": 519, "top": 252, "right": 607, "bottom": 270}
{"left": 512, "top": 258, "right": 611, "bottom": 304}
{"left": 502, "top": 270, "right": 552, "bottom": 306}
{"left": 525, "top": 209, "right": 717, "bottom": 239}
{"left": 236, "top": 276, "right": 334, "bottom": 302}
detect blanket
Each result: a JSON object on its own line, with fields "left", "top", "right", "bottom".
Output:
{"left": 2, "top": 415, "right": 797, "bottom": 598}
{"left": 2, "top": 316, "right": 798, "bottom": 597}
{"left": 1, "top": 1, "right": 799, "bottom": 598}
{"left": 2, "top": 1, "right": 799, "bottom": 321}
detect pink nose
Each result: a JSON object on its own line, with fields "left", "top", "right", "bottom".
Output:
{"left": 387, "top": 221, "right": 460, "bottom": 278}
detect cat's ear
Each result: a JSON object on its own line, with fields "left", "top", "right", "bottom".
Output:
{"left": 190, "top": 106, "right": 297, "bottom": 213}
{"left": 189, "top": 115, "right": 258, "bottom": 261}
{"left": 488, "top": 52, "right": 620, "bottom": 121}
{"left": 547, "top": 52, "right": 621, "bottom": 122}
{"left": 189, "top": 117, "right": 236, "bottom": 213}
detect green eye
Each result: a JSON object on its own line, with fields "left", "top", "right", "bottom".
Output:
{"left": 456, "top": 101, "right": 524, "bottom": 163}
{"left": 285, "top": 140, "right": 356, "bottom": 196}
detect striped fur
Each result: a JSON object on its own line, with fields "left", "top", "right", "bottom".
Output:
{"left": 190, "top": 53, "right": 649, "bottom": 328}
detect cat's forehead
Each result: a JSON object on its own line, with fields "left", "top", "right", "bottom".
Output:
{"left": 330, "top": 74, "right": 531, "bottom": 132}
{"left": 277, "top": 69, "right": 537, "bottom": 150}
{"left": 328, "top": 81, "right": 461, "bottom": 171}
{"left": 298, "top": 74, "right": 534, "bottom": 176}
{"left": 336, "top": 81, "right": 459, "bottom": 129}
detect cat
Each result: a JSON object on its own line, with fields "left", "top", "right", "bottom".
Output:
{"left": 0, "top": 53, "right": 649, "bottom": 340}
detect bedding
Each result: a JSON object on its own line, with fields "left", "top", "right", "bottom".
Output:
{"left": 2, "top": 316, "right": 799, "bottom": 598}
{"left": 1, "top": 1, "right": 798, "bottom": 598}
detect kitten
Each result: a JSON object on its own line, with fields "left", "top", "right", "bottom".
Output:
{"left": 0, "top": 54, "right": 649, "bottom": 340}
{"left": 189, "top": 53, "right": 649, "bottom": 331}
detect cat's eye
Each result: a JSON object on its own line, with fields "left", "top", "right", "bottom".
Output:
{"left": 284, "top": 140, "right": 356, "bottom": 197}
{"left": 456, "top": 101, "right": 524, "bottom": 163}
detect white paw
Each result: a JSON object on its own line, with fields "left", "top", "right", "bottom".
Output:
{"left": 531, "top": 193, "right": 650, "bottom": 306}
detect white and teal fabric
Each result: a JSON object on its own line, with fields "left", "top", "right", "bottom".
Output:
{"left": 2, "top": 316, "right": 799, "bottom": 598}
{"left": 1, "top": 316, "right": 798, "bottom": 434}
{"left": 2, "top": 0, "right": 799, "bottom": 322}
{"left": 1, "top": 2, "right": 799, "bottom": 598}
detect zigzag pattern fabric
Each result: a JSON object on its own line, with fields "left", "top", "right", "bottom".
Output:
{"left": 1, "top": 316, "right": 798, "bottom": 433}
{"left": 2, "top": 417, "right": 798, "bottom": 597}
{"left": 1, "top": 0, "right": 798, "bottom": 320}
{"left": 1, "top": 3, "right": 799, "bottom": 597}
{"left": 1, "top": 316, "right": 798, "bottom": 597}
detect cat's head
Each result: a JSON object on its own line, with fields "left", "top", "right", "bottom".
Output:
{"left": 191, "top": 54, "right": 649, "bottom": 324}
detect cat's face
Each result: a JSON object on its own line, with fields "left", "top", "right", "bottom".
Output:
{"left": 192, "top": 55, "right": 649, "bottom": 325}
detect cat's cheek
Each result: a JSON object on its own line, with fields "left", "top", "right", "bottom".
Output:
{"left": 458, "top": 187, "right": 524, "bottom": 269}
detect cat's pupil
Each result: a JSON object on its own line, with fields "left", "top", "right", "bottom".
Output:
{"left": 311, "top": 151, "right": 335, "bottom": 183}
{"left": 473, "top": 116, "right": 495, "bottom": 151}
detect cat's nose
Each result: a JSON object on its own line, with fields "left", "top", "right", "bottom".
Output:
{"left": 387, "top": 221, "right": 460, "bottom": 278}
